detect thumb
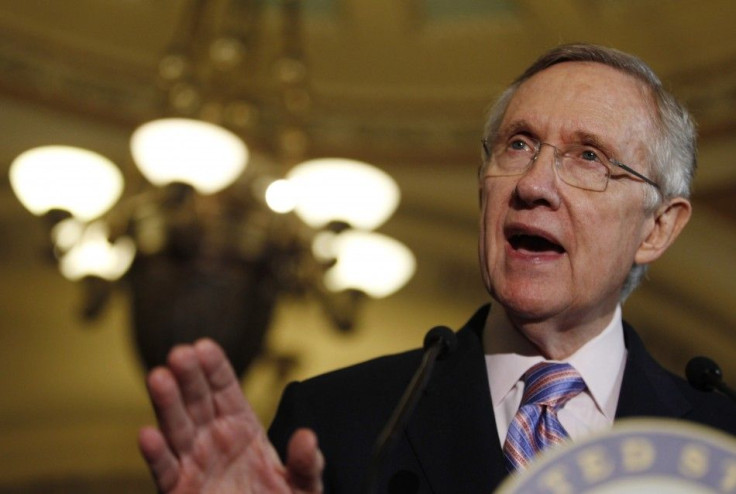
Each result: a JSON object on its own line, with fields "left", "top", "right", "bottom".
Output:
{"left": 286, "top": 428, "right": 324, "bottom": 493}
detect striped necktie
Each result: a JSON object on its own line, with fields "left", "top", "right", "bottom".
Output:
{"left": 503, "top": 362, "right": 586, "bottom": 472}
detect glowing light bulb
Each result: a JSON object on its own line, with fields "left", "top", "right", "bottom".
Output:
{"left": 315, "top": 230, "right": 415, "bottom": 298}
{"left": 287, "top": 158, "right": 400, "bottom": 230}
{"left": 10, "top": 146, "right": 123, "bottom": 221}
{"left": 131, "top": 118, "right": 248, "bottom": 194}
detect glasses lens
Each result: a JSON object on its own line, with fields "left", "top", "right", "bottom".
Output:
{"left": 486, "top": 145, "right": 535, "bottom": 177}
{"left": 558, "top": 145, "right": 609, "bottom": 191}
{"left": 484, "top": 140, "right": 617, "bottom": 192}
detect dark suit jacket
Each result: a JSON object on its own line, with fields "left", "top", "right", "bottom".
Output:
{"left": 268, "top": 305, "right": 736, "bottom": 493}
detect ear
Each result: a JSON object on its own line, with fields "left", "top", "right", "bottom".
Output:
{"left": 634, "top": 197, "right": 692, "bottom": 265}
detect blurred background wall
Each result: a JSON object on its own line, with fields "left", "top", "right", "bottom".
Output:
{"left": 1, "top": 1, "right": 735, "bottom": 491}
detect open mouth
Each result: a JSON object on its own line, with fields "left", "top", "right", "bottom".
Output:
{"left": 508, "top": 234, "right": 565, "bottom": 254}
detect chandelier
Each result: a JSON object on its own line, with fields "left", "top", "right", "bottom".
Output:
{"left": 7, "top": 0, "right": 415, "bottom": 377}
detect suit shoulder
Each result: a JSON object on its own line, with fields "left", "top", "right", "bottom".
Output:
{"left": 620, "top": 322, "right": 736, "bottom": 436}
{"left": 267, "top": 347, "right": 425, "bottom": 467}
{"left": 292, "top": 347, "right": 424, "bottom": 400}
{"left": 666, "top": 367, "right": 736, "bottom": 435}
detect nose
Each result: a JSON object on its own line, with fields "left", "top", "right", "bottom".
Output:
{"left": 513, "top": 143, "right": 562, "bottom": 209}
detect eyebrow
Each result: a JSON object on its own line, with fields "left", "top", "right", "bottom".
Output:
{"left": 497, "top": 120, "right": 619, "bottom": 159}
{"left": 569, "top": 131, "right": 617, "bottom": 160}
{"left": 495, "top": 120, "right": 534, "bottom": 143}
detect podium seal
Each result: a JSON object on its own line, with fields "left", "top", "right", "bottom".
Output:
{"left": 496, "top": 419, "right": 736, "bottom": 493}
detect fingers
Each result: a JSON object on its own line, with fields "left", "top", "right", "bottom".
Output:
{"left": 168, "top": 343, "right": 216, "bottom": 425}
{"left": 286, "top": 428, "right": 325, "bottom": 493}
{"left": 146, "top": 366, "right": 197, "bottom": 453}
{"left": 146, "top": 339, "right": 257, "bottom": 450}
{"left": 138, "top": 426, "right": 180, "bottom": 492}
{"left": 193, "top": 339, "right": 271, "bottom": 446}
{"left": 142, "top": 339, "right": 305, "bottom": 493}
{"left": 194, "top": 339, "right": 250, "bottom": 417}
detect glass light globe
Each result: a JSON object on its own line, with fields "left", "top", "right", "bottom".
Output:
{"left": 130, "top": 118, "right": 248, "bottom": 194}
{"left": 287, "top": 158, "right": 400, "bottom": 230}
{"left": 316, "top": 230, "right": 415, "bottom": 298}
{"left": 264, "top": 178, "right": 297, "bottom": 214}
{"left": 58, "top": 221, "right": 136, "bottom": 281}
{"left": 9, "top": 146, "right": 124, "bottom": 221}
{"left": 51, "top": 217, "right": 85, "bottom": 251}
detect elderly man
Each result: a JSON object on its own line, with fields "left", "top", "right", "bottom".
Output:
{"left": 138, "top": 44, "right": 736, "bottom": 493}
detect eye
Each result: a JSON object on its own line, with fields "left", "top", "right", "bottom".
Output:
{"left": 580, "top": 149, "right": 603, "bottom": 162}
{"left": 566, "top": 145, "right": 608, "bottom": 164}
{"left": 510, "top": 140, "right": 526, "bottom": 150}
{"left": 508, "top": 136, "right": 535, "bottom": 153}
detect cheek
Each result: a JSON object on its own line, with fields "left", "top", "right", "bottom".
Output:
{"left": 572, "top": 201, "right": 647, "bottom": 276}
{"left": 478, "top": 184, "right": 506, "bottom": 280}
{"left": 479, "top": 184, "right": 507, "bottom": 251}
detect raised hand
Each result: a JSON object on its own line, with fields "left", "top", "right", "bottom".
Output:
{"left": 138, "top": 338, "right": 324, "bottom": 493}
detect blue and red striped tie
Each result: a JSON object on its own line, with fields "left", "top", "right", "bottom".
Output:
{"left": 503, "top": 362, "right": 586, "bottom": 472}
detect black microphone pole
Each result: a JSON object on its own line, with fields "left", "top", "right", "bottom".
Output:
{"left": 685, "top": 356, "right": 736, "bottom": 403}
{"left": 363, "top": 326, "right": 458, "bottom": 494}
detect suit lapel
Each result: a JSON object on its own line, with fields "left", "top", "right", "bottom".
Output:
{"left": 616, "top": 322, "right": 692, "bottom": 419}
{"left": 398, "top": 314, "right": 692, "bottom": 492}
{"left": 405, "top": 307, "right": 508, "bottom": 493}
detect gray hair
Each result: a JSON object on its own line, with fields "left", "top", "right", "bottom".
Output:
{"left": 480, "top": 43, "right": 697, "bottom": 299}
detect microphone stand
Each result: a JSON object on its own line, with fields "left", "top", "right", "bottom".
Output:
{"left": 363, "top": 327, "right": 456, "bottom": 494}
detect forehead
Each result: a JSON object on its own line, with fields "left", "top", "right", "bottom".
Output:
{"left": 501, "top": 62, "right": 656, "bottom": 156}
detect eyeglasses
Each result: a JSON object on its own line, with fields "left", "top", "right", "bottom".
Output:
{"left": 481, "top": 136, "right": 660, "bottom": 192}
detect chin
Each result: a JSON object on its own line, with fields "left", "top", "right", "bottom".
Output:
{"left": 492, "top": 284, "right": 567, "bottom": 322}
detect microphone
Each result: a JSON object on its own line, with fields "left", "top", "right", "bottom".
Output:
{"left": 363, "top": 326, "right": 458, "bottom": 494}
{"left": 685, "top": 356, "right": 736, "bottom": 403}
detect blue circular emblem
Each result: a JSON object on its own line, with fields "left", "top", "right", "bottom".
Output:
{"left": 496, "top": 419, "right": 736, "bottom": 493}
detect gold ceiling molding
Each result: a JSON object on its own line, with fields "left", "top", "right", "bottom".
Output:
{"left": 0, "top": 29, "right": 483, "bottom": 165}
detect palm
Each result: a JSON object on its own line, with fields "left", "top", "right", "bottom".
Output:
{"left": 139, "top": 339, "right": 321, "bottom": 494}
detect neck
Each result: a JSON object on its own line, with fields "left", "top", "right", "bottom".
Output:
{"left": 486, "top": 301, "right": 620, "bottom": 360}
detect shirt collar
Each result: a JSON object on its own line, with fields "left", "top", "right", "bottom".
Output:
{"left": 484, "top": 303, "right": 626, "bottom": 420}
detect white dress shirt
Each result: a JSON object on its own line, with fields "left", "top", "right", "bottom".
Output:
{"left": 483, "top": 304, "right": 627, "bottom": 447}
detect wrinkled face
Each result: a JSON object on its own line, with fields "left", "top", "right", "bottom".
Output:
{"left": 479, "top": 62, "right": 658, "bottom": 330}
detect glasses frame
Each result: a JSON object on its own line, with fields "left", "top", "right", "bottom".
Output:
{"left": 481, "top": 138, "right": 660, "bottom": 192}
